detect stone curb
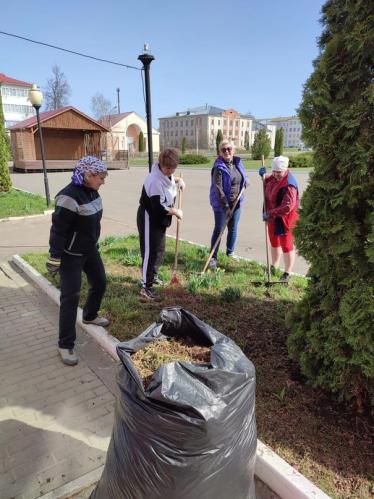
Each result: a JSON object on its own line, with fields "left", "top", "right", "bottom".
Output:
{"left": 12, "top": 255, "right": 329, "bottom": 499}
{"left": 12, "top": 255, "right": 120, "bottom": 362}
{"left": 0, "top": 209, "right": 54, "bottom": 223}
{"left": 38, "top": 466, "right": 103, "bottom": 499}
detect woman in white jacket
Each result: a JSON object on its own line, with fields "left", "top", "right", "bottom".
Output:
{"left": 137, "top": 149, "right": 185, "bottom": 300}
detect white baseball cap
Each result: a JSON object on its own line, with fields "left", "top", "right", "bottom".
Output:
{"left": 272, "top": 156, "right": 289, "bottom": 172}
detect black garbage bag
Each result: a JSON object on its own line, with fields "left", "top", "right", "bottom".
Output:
{"left": 91, "top": 307, "right": 256, "bottom": 499}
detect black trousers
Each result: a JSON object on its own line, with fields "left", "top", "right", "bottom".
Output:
{"left": 137, "top": 206, "right": 166, "bottom": 288}
{"left": 59, "top": 249, "right": 106, "bottom": 349}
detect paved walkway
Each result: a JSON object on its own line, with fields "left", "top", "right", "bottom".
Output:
{"left": 0, "top": 260, "right": 117, "bottom": 499}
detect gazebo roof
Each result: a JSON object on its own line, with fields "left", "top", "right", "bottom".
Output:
{"left": 9, "top": 106, "right": 110, "bottom": 132}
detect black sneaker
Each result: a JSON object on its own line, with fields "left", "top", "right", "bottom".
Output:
{"left": 270, "top": 265, "right": 276, "bottom": 276}
{"left": 140, "top": 287, "right": 159, "bottom": 300}
{"left": 280, "top": 272, "right": 290, "bottom": 282}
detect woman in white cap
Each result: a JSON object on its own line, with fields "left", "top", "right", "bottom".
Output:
{"left": 46, "top": 156, "right": 110, "bottom": 366}
{"left": 258, "top": 156, "right": 299, "bottom": 281}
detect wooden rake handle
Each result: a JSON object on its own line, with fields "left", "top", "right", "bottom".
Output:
{"left": 173, "top": 174, "right": 183, "bottom": 273}
{"left": 261, "top": 155, "right": 271, "bottom": 283}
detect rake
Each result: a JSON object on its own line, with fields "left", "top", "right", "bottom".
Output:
{"left": 250, "top": 156, "right": 288, "bottom": 287}
{"left": 170, "top": 174, "right": 183, "bottom": 285}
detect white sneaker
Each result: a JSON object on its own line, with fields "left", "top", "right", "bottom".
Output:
{"left": 209, "top": 258, "right": 217, "bottom": 270}
{"left": 58, "top": 348, "right": 78, "bottom": 366}
{"left": 83, "top": 316, "right": 110, "bottom": 327}
{"left": 227, "top": 253, "right": 240, "bottom": 260}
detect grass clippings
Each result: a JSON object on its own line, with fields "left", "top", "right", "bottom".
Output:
{"left": 23, "top": 235, "right": 373, "bottom": 499}
{"left": 132, "top": 337, "right": 211, "bottom": 388}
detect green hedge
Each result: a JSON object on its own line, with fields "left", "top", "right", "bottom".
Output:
{"left": 179, "top": 154, "right": 210, "bottom": 165}
{"left": 288, "top": 152, "right": 314, "bottom": 168}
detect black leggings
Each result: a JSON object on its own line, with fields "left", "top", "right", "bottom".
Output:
{"left": 59, "top": 249, "right": 106, "bottom": 349}
{"left": 137, "top": 206, "right": 166, "bottom": 288}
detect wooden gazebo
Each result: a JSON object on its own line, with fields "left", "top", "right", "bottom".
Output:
{"left": 10, "top": 106, "right": 128, "bottom": 171}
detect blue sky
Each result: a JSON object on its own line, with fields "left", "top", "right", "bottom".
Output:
{"left": 1, "top": 0, "right": 325, "bottom": 125}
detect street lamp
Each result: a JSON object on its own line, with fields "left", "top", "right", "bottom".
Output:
{"left": 138, "top": 43, "right": 155, "bottom": 172}
{"left": 28, "top": 84, "right": 50, "bottom": 207}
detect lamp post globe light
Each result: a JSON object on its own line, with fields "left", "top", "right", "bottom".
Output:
{"left": 28, "top": 84, "right": 51, "bottom": 207}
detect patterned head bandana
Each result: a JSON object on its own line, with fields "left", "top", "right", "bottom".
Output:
{"left": 71, "top": 156, "right": 107, "bottom": 186}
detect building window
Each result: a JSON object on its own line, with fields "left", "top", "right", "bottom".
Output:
{"left": 3, "top": 103, "right": 34, "bottom": 115}
{"left": 218, "top": 119, "right": 221, "bottom": 125}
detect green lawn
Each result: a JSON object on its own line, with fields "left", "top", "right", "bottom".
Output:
{"left": 23, "top": 235, "right": 372, "bottom": 499}
{"left": 0, "top": 188, "right": 51, "bottom": 219}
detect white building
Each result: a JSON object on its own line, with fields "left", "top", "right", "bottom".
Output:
{"left": 0, "top": 73, "right": 34, "bottom": 129}
{"left": 100, "top": 111, "right": 160, "bottom": 159}
{"left": 258, "top": 116, "right": 304, "bottom": 148}
{"left": 159, "top": 105, "right": 253, "bottom": 151}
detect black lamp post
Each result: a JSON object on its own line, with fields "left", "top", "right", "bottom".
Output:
{"left": 29, "top": 84, "right": 50, "bottom": 207}
{"left": 138, "top": 44, "right": 155, "bottom": 172}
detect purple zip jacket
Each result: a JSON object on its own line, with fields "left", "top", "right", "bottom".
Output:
{"left": 209, "top": 156, "right": 248, "bottom": 212}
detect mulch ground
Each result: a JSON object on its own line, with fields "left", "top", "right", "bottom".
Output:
{"left": 142, "top": 286, "right": 373, "bottom": 499}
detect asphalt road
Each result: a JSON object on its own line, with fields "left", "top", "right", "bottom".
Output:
{"left": 7, "top": 167, "right": 310, "bottom": 274}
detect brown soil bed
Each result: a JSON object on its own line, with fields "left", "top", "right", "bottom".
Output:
{"left": 132, "top": 336, "right": 211, "bottom": 388}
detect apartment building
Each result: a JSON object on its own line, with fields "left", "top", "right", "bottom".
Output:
{"left": 159, "top": 105, "right": 253, "bottom": 151}
{"left": 0, "top": 73, "right": 34, "bottom": 129}
{"left": 258, "top": 116, "right": 304, "bottom": 148}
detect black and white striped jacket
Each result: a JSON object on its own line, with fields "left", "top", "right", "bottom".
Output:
{"left": 139, "top": 163, "right": 177, "bottom": 228}
{"left": 49, "top": 183, "right": 102, "bottom": 258}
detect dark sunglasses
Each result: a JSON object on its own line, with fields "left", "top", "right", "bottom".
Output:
{"left": 221, "top": 147, "right": 232, "bottom": 153}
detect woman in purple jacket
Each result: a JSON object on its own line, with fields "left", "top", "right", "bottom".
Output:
{"left": 209, "top": 140, "right": 247, "bottom": 269}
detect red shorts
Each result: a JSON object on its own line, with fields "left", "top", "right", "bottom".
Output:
{"left": 267, "top": 222, "right": 294, "bottom": 253}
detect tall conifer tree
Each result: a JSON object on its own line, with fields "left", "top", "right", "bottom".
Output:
{"left": 274, "top": 128, "right": 284, "bottom": 157}
{"left": 216, "top": 129, "right": 223, "bottom": 155}
{"left": 251, "top": 128, "right": 271, "bottom": 160}
{"left": 138, "top": 131, "right": 145, "bottom": 152}
{"left": 287, "top": 0, "right": 374, "bottom": 406}
{"left": 244, "top": 130, "right": 250, "bottom": 151}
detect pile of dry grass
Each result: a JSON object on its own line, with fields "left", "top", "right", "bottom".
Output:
{"left": 132, "top": 337, "right": 211, "bottom": 387}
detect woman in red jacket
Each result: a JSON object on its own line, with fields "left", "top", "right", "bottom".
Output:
{"left": 259, "top": 156, "right": 299, "bottom": 282}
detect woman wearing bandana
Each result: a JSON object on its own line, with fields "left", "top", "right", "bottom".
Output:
{"left": 47, "top": 156, "right": 110, "bottom": 366}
